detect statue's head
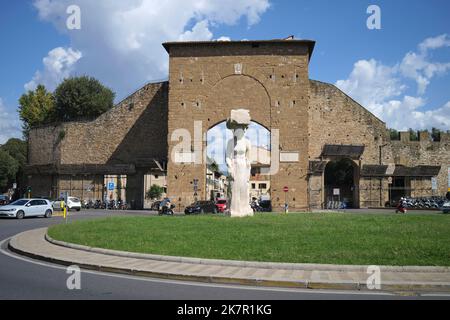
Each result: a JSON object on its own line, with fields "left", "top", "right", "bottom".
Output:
{"left": 234, "top": 128, "right": 246, "bottom": 139}
{"left": 227, "top": 109, "right": 251, "bottom": 131}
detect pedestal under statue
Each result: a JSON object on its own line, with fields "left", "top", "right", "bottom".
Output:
{"left": 226, "top": 110, "right": 254, "bottom": 217}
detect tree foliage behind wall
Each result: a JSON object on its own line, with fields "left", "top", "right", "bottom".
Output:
{"left": 18, "top": 85, "right": 55, "bottom": 138}
{"left": 388, "top": 127, "right": 449, "bottom": 142}
{"left": 54, "top": 76, "right": 115, "bottom": 122}
{"left": 18, "top": 77, "right": 115, "bottom": 138}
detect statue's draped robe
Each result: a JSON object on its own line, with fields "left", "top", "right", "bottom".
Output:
{"left": 228, "top": 137, "right": 253, "bottom": 217}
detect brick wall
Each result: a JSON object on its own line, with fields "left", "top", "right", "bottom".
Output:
{"left": 27, "top": 82, "right": 169, "bottom": 202}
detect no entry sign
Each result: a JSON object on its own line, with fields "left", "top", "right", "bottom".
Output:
{"left": 283, "top": 186, "right": 289, "bottom": 193}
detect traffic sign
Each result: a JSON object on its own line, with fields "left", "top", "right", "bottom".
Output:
{"left": 431, "top": 177, "right": 438, "bottom": 191}
{"left": 283, "top": 186, "right": 289, "bottom": 193}
{"left": 108, "top": 182, "right": 115, "bottom": 191}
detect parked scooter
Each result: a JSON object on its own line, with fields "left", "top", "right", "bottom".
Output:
{"left": 159, "top": 201, "right": 175, "bottom": 215}
{"left": 395, "top": 198, "right": 407, "bottom": 214}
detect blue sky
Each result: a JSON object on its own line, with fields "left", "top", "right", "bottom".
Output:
{"left": 0, "top": 0, "right": 449, "bottom": 143}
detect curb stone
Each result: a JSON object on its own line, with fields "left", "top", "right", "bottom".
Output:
{"left": 45, "top": 232, "right": 450, "bottom": 273}
{"left": 6, "top": 228, "right": 450, "bottom": 293}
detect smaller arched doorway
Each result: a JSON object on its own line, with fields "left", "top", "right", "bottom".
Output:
{"left": 324, "top": 159, "right": 359, "bottom": 209}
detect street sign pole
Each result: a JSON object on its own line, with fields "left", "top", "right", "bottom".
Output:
{"left": 193, "top": 179, "right": 199, "bottom": 202}
{"left": 283, "top": 186, "right": 289, "bottom": 214}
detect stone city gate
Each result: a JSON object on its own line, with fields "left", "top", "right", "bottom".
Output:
{"left": 164, "top": 40, "right": 315, "bottom": 211}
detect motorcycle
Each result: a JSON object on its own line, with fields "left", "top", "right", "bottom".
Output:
{"left": 251, "top": 201, "right": 262, "bottom": 213}
{"left": 395, "top": 202, "right": 407, "bottom": 214}
{"left": 159, "top": 204, "right": 175, "bottom": 216}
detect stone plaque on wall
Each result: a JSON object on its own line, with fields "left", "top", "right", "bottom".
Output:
{"left": 234, "top": 63, "right": 242, "bottom": 75}
{"left": 280, "top": 152, "right": 299, "bottom": 162}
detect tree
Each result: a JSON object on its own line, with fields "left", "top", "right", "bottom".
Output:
{"left": 1, "top": 138, "right": 27, "bottom": 167}
{"left": 54, "top": 76, "right": 115, "bottom": 122}
{"left": 431, "top": 128, "right": 441, "bottom": 142}
{"left": 146, "top": 184, "right": 164, "bottom": 200}
{"left": 209, "top": 161, "right": 219, "bottom": 173}
{"left": 0, "top": 138, "right": 28, "bottom": 190}
{"left": 389, "top": 129, "right": 399, "bottom": 140}
{"left": 0, "top": 150, "right": 19, "bottom": 192}
{"left": 18, "top": 85, "right": 55, "bottom": 137}
{"left": 408, "top": 128, "right": 419, "bottom": 141}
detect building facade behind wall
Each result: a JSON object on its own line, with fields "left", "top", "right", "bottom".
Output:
{"left": 25, "top": 39, "right": 450, "bottom": 210}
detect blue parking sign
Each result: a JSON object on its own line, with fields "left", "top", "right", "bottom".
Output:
{"left": 108, "top": 182, "right": 115, "bottom": 191}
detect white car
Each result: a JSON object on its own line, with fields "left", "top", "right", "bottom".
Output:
{"left": 52, "top": 197, "right": 81, "bottom": 211}
{"left": 442, "top": 201, "right": 450, "bottom": 214}
{"left": 0, "top": 199, "right": 53, "bottom": 219}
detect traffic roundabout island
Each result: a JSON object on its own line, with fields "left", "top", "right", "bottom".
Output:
{"left": 6, "top": 213, "right": 450, "bottom": 294}
{"left": 46, "top": 213, "right": 450, "bottom": 266}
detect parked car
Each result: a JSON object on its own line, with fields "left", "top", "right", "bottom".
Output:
{"left": 52, "top": 197, "right": 82, "bottom": 211}
{"left": 259, "top": 200, "right": 272, "bottom": 212}
{"left": 0, "top": 198, "right": 53, "bottom": 219}
{"left": 0, "top": 195, "right": 9, "bottom": 206}
{"left": 442, "top": 201, "right": 450, "bottom": 214}
{"left": 185, "top": 201, "right": 217, "bottom": 215}
{"left": 215, "top": 199, "right": 227, "bottom": 213}
{"left": 151, "top": 200, "right": 162, "bottom": 211}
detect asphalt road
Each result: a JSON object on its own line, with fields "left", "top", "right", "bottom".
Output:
{"left": 0, "top": 210, "right": 449, "bottom": 300}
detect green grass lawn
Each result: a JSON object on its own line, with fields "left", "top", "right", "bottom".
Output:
{"left": 48, "top": 213, "right": 450, "bottom": 266}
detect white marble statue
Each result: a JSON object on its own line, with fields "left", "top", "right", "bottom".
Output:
{"left": 226, "top": 110, "right": 254, "bottom": 217}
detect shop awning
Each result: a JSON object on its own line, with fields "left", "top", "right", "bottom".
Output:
{"left": 321, "top": 145, "right": 365, "bottom": 159}
{"left": 361, "top": 165, "right": 441, "bottom": 177}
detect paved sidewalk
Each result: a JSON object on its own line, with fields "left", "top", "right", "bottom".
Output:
{"left": 8, "top": 228, "right": 450, "bottom": 293}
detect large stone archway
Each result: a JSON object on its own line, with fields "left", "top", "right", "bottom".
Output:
{"left": 205, "top": 75, "right": 272, "bottom": 128}
{"left": 165, "top": 41, "right": 312, "bottom": 210}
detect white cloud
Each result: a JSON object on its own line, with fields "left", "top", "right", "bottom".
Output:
{"left": 336, "top": 35, "right": 450, "bottom": 131}
{"left": 400, "top": 34, "right": 450, "bottom": 95}
{"left": 419, "top": 34, "right": 450, "bottom": 52}
{"left": 336, "top": 59, "right": 405, "bottom": 108}
{"left": 31, "top": 0, "right": 270, "bottom": 99}
{"left": 25, "top": 47, "right": 82, "bottom": 91}
{"left": 216, "top": 36, "right": 232, "bottom": 41}
{"left": 0, "top": 98, "right": 22, "bottom": 144}
{"left": 178, "top": 20, "right": 213, "bottom": 41}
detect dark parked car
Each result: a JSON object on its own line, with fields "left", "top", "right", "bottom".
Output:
{"left": 259, "top": 200, "right": 272, "bottom": 212}
{"left": 185, "top": 201, "right": 217, "bottom": 215}
{"left": 0, "top": 195, "right": 9, "bottom": 206}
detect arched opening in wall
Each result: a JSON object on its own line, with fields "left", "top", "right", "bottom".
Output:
{"left": 206, "top": 121, "right": 271, "bottom": 209}
{"left": 324, "top": 159, "right": 359, "bottom": 209}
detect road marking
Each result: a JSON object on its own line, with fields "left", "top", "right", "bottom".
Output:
{"left": 0, "top": 237, "right": 398, "bottom": 296}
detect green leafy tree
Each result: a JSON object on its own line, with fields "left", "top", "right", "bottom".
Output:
{"left": 409, "top": 128, "right": 419, "bottom": 141}
{"left": 209, "top": 161, "right": 219, "bottom": 173}
{"left": 146, "top": 184, "right": 164, "bottom": 200}
{"left": 431, "top": 127, "right": 441, "bottom": 142}
{"left": 0, "top": 150, "right": 19, "bottom": 192}
{"left": 18, "top": 85, "right": 55, "bottom": 137}
{"left": 54, "top": 76, "right": 115, "bottom": 122}
{"left": 1, "top": 138, "right": 27, "bottom": 167}
{"left": 389, "top": 129, "right": 399, "bottom": 140}
{"left": 0, "top": 138, "right": 28, "bottom": 190}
